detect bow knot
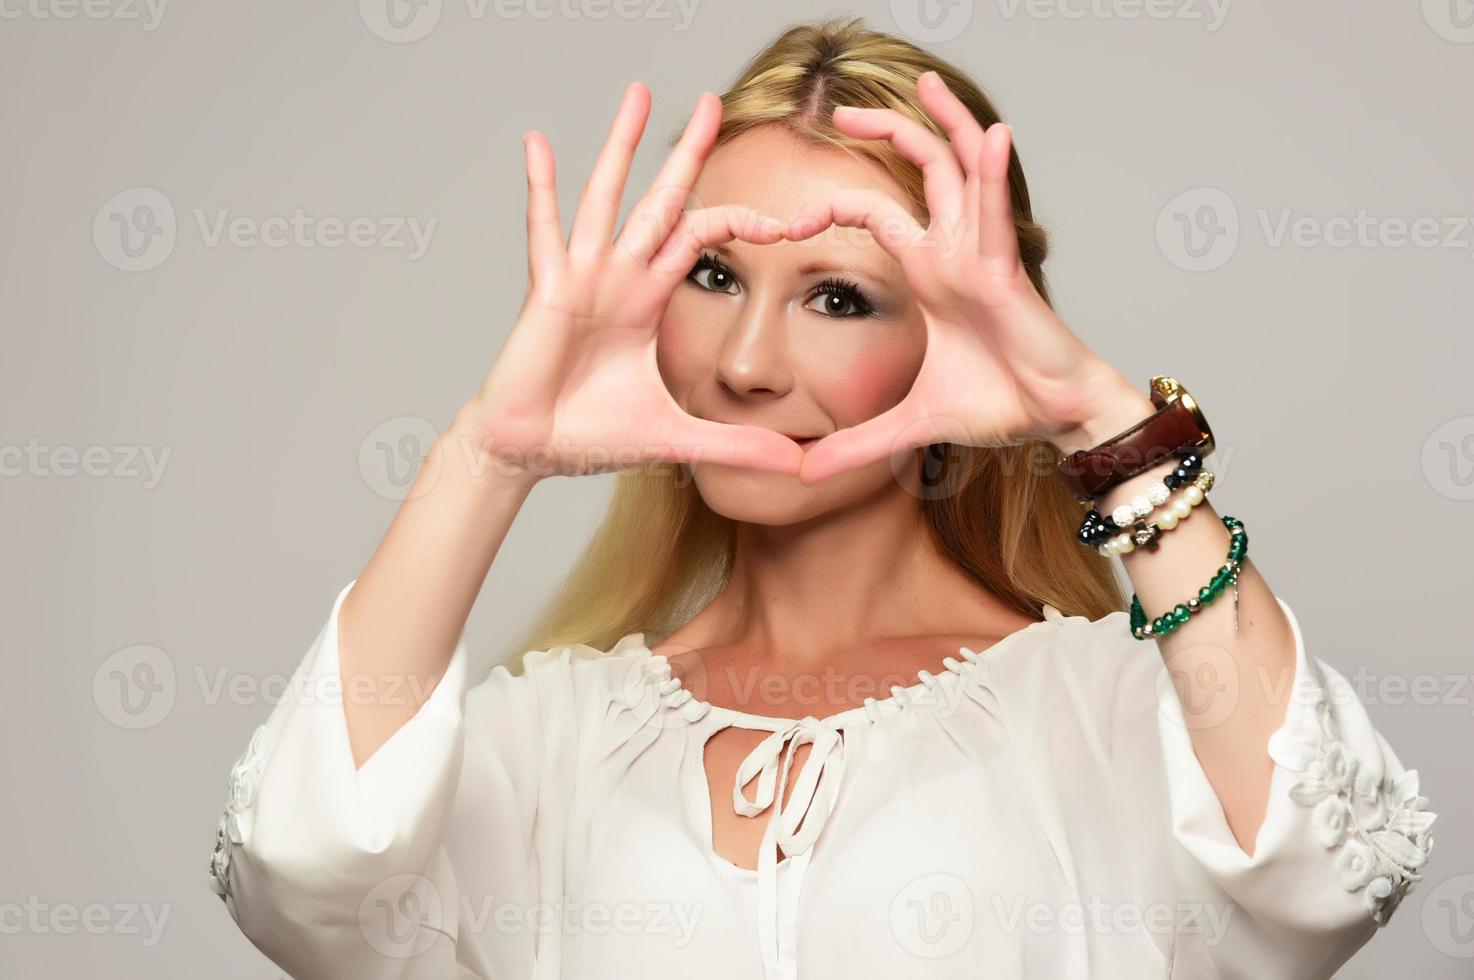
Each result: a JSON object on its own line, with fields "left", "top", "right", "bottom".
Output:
{"left": 732, "top": 715, "right": 847, "bottom": 858}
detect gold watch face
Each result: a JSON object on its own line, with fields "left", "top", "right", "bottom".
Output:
{"left": 1149, "top": 375, "right": 1215, "bottom": 455}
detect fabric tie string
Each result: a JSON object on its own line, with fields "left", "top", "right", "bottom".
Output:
{"left": 731, "top": 715, "right": 847, "bottom": 980}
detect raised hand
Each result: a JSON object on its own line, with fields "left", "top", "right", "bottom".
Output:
{"left": 781, "top": 71, "right": 1146, "bottom": 486}
{"left": 466, "top": 82, "right": 805, "bottom": 481}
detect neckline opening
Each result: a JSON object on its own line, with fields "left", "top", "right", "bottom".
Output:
{"left": 638, "top": 605, "right": 1072, "bottom": 729}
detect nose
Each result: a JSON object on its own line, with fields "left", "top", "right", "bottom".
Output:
{"left": 715, "top": 299, "right": 794, "bottom": 399}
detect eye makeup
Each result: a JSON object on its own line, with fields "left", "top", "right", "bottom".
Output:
{"left": 685, "top": 250, "right": 885, "bottom": 320}
{"left": 686, "top": 251, "right": 739, "bottom": 295}
{"left": 810, "top": 275, "right": 875, "bottom": 318}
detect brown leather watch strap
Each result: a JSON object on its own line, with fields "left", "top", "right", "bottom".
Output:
{"left": 1056, "top": 378, "right": 1214, "bottom": 501}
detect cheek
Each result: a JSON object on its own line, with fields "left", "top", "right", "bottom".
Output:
{"left": 798, "top": 333, "right": 925, "bottom": 426}
{"left": 656, "top": 315, "right": 710, "bottom": 400}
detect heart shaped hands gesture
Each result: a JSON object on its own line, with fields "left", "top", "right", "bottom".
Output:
{"left": 469, "top": 83, "right": 805, "bottom": 482}
{"left": 781, "top": 71, "right": 1143, "bottom": 485}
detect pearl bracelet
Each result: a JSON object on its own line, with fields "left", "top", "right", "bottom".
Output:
{"left": 1076, "top": 451, "right": 1205, "bottom": 549}
{"left": 1098, "top": 470, "right": 1215, "bottom": 557}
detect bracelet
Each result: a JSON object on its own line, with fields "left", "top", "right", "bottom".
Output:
{"left": 1076, "top": 450, "right": 1205, "bottom": 549}
{"left": 1129, "top": 515, "right": 1248, "bottom": 640}
{"left": 1097, "top": 471, "right": 1215, "bottom": 557}
{"left": 1057, "top": 376, "right": 1215, "bottom": 501}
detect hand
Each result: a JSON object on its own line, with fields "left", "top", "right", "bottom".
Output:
{"left": 782, "top": 70, "right": 1150, "bottom": 485}
{"left": 464, "top": 82, "right": 805, "bottom": 482}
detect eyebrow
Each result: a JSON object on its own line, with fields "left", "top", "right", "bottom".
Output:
{"left": 710, "top": 243, "right": 892, "bottom": 281}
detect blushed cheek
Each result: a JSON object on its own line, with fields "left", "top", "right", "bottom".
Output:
{"left": 813, "top": 344, "right": 924, "bottom": 426}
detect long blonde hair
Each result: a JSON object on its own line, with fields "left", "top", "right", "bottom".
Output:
{"left": 503, "top": 15, "right": 1125, "bottom": 666}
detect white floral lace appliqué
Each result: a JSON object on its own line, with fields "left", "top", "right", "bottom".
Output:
{"left": 208, "top": 723, "right": 271, "bottom": 900}
{"left": 1268, "top": 682, "right": 1436, "bottom": 926}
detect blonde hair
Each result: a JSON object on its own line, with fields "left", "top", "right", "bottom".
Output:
{"left": 503, "top": 15, "right": 1125, "bottom": 665}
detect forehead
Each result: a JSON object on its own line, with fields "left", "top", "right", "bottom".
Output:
{"left": 688, "top": 124, "right": 915, "bottom": 226}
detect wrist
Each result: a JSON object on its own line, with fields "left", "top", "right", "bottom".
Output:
{"left": 443, "top": 399, "right": 545, "bottom": 496}
{"left": 1091, "top": 454, "right": 1183, "bottom": 520}
{"left": 1055, "top": 381, "right": 1157, "bottom": 457}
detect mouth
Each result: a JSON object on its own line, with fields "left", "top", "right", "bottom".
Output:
{"left": 694, "top": 415, "right": 823, "bottom": 448}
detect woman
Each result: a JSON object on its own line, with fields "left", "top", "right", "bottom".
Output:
{"left": 208, "top": 17, "right": 1434, "bottom": 980}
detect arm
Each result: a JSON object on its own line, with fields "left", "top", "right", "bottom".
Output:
{"left": 339, "top": 403, "right": 537, "bottom": 768}
{"left": 1077, "top": 393, "right": 1435, "bottom": 978}
{"left": 338, "top": 86, "right": 804, "bottom": 769}
{"left": 212, "top": 82, "right": 803, "bottom": 975}
{"left": 1057, "top": 389, "right": 1298, "bottom": 856}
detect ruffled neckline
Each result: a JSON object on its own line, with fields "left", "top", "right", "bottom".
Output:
{"left": 618, "top": 602, "right": 1085, "bottom": 730}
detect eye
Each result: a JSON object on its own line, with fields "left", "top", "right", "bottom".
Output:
{"left": 806, "top": 276, "right": 876, "bottom": 319}
{"left": 686, "top": 252, "right": 738, "bottom": 294}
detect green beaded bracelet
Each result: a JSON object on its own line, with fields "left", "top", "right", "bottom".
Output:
{"left": 1129, "top": 515, "right": 1248, "bottom": 640}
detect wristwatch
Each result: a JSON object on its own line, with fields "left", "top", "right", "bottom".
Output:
{"left": 1056, "top": 376, "right": 1215, "bottom": 501}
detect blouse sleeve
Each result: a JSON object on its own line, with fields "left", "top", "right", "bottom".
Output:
{"left": 1155, "top": 593, "right": 1438, "bottom": 979}
{"left": 206, "top": 579, "right": 543, "bottom": 980}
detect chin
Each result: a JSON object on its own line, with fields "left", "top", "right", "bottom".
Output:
{"left": 687, "top": 460, "right": 890, "bottom": 527}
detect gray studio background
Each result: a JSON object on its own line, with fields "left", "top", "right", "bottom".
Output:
{"left": 3, "top": 1, "right": 1472, "bottom": 976}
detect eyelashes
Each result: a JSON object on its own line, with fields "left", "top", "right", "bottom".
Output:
{"left": 686, "top": 251, "right": 738, "bottom": 294}
{"left": 813, "top": 275, "right": 875, "bottom": 319}
{"left": 685, "top": 251, "right": 878, "bottom": 319}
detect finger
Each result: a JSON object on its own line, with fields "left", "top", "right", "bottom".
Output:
{"left": 976, "top": 122, "right": 1018, "bottom": 264}
{"left": 914, "top": 71, "right": 987, "bottom": 181}
{"left": 523, "top": 131, "right": 563, "bottom": 283}
{"left": 830, "top": 104, "right": 965, "bottom": 221}
{"left": 782, "top": 188, "right": 927, "bottom": 278}
{"left": 568, "top": 81, "right": 651, "bottom": 256}
{"left": 657, "top": 413, "right": 806, "bottom": 475}
{"left": 796, "top": 399, "right": 970, "bottom": 485}
{"left": 618, "top": 92, "right": 723, "bottom": 264}
{"left": 646, "top": 204, "right": 787, "bottom": 282}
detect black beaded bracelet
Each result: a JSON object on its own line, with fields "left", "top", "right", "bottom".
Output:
{"left": 1076, "top": 450, "right": 1205, "bottom": 548}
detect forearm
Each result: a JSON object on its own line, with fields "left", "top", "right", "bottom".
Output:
{"left": 1064, "top": 393, "right": 1297, "bottom": 856}
{"left": 339, "top": 399, "right": 540, "bottom": 768}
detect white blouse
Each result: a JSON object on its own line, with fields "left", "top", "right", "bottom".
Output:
{"left": 210, "top": 580, "right": 1436, "bottom": 980}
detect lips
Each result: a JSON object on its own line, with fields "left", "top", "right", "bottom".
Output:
{"left": 696, "top": 415, "right": 822, "bottom": 446}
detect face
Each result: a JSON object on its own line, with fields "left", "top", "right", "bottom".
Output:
{"left": 657, "top": 125, "right": 928, "bottom": 526}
